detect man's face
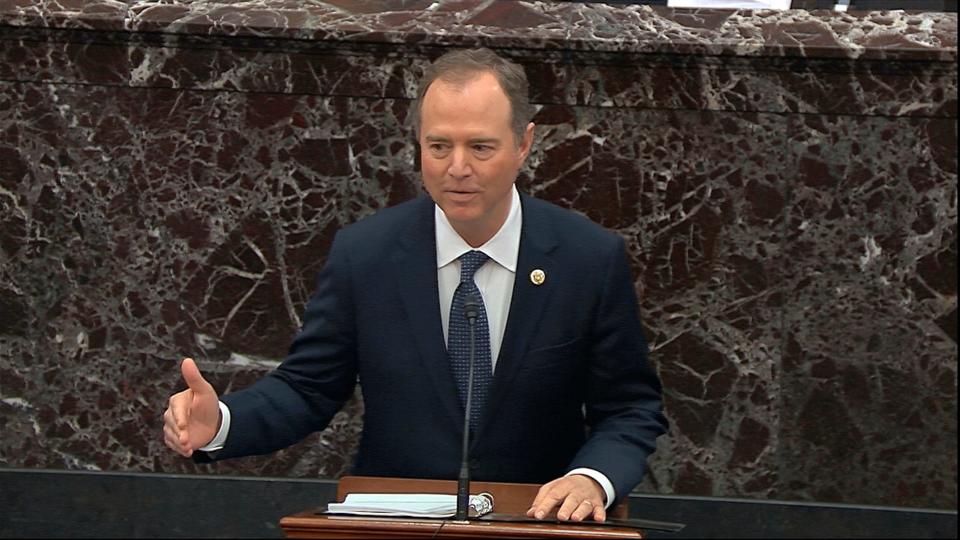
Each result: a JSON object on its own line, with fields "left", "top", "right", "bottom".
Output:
{"left": 419, "top": 71, "right": 534, "bottom": 246}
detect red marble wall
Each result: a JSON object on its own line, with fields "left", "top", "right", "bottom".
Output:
{"left": 0, "top": 0, "right": 956, "bottom": 509}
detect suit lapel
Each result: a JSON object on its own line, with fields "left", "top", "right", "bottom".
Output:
{"left": 480, "top": 195, "right": 559, "bottom": 437}
{"left": 393, "top": 197, "right": 464, "bottom": 429}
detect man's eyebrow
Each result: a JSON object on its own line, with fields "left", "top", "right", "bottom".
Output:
{"left": 468, "top": 138, "right": 500, "bottom": 145}
{"left": 423, "top": 135, "right": 500, "bottom": 146}
{"left": 423, "top": 135, "right": 501, "bottom": 145}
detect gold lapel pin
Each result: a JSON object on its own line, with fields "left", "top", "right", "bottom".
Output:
{"left": 529, "top": 269, "right": 546, "bottom": 286}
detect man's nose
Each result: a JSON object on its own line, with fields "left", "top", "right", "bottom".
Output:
{"left": 448, "top": 147, "right": 472, "bottom": 178}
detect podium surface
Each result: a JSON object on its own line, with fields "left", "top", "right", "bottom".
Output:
{"left": 279, "top": 476, "right": 643, "bottom": 539}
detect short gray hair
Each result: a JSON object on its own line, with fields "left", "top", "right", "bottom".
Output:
{"left": 411, "top": 48, "right": 533, "bottom": 146}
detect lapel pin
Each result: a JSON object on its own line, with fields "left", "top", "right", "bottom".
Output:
{"left": 529, "top": 269, "right": 546, "bottom": 286}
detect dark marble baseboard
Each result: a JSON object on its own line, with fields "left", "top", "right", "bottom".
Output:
{"left": 0, "top": 468, "right": 955, "bottom": 539}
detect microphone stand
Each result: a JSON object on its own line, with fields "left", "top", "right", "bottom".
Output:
{"left": 455, "top": 293, "right": 480, "bottom": 522}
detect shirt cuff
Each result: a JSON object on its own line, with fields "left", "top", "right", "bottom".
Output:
{"left": 198, "top": 401, "right": 231, "bottom": 452}
{"left": 565, "top": 468, "right": 616, "bottom": 509}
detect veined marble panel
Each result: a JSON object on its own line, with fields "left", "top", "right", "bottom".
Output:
{"left": 779, "top": 113, "right": 957, "bottom": 506}
{"left": 0, "top": 1, "right": 955, "bottom": 60}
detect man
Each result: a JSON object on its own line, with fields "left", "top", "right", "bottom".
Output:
{"left": 163, "top": 48, "right": 667, "bottom": 523}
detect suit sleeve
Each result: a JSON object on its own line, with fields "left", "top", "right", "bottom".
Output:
{"left": 566, "top": 236, "right": 669, "bottom": 502}
{"left": 201, "top": 231, "right": 359, "bottom": 461}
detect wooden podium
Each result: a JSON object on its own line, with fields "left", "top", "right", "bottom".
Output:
{"left": 279, "top": 476, "right": 645, "bottom": 539}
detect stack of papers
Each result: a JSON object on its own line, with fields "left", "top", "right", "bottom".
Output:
{"left": 326, "top": 493, "right": 494, "bottom": 518}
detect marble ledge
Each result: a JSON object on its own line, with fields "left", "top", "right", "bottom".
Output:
{"left": 0, "top": 0, "right": 955, "bottom": 62}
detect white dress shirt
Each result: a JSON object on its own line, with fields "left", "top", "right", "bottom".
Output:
{"left": 435, "top": 185, "right": 521, "bottom": 368}
{"left": 203, "top": 185, "right": 615, "bottom": 506}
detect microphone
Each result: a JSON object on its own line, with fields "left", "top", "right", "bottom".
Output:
{"left": 455, "top": 293, "right": 480, "bottom": 521}
{"left": 464, "top": 294, "right": 480, "bottom": 324}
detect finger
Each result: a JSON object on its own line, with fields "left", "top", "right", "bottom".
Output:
{"left": 163, "top": 433, "right": 178, "bottom": 453}
{"left": 569, "top": 500, "right": 596, "bottom": 522}
{"left": 166, "top": 397, "right": 193, "bottom": 448}
{"left": 528, "top": 495, "right": 563, "bottom": 519}
{"left": 163, "top": 424, "right": 183, "bottom": 452}
{"left": 163, "top": 410, "right": 180, "bottom": 452}
{"left": 555, "top": 495, "right": 583, "bottom": 521}
{"left": 163, "top": 424, "right": 191, "bottom": 457}
{"left": 162, "top": 421, "right": 189, "bottom": 453}
{"left": 592, "top": 504, "right": 607, "bottom": 523}
{"left": 162, "top": 408, "right": 185, "bottom": 446}
{"left": 169, "top": 392, "right": 191, "bottom": 430}
{"left": 528, "top": 486, "right": 564, "bottom": 520}
{"left": 163, "top": 409, "right": 179, "bottom": 433}
{"left": 163, "top": 424, "right": 176, "bottom": 449}
{"left": 162, "top": 407, "right": 182, "bottom": 432}
{"left": 527, "top": 483, "right": 549, "bottom": 517}
{"left": 180, "top": 358, "right": 212, "bottom": 395}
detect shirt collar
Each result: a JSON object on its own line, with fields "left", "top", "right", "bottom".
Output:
{"left": 435, "top": 185, "right": 521, "bottom": 272}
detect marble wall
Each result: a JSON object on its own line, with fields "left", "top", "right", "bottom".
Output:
{"left": 0, "top": 1, "right": 955, "bottom": 509}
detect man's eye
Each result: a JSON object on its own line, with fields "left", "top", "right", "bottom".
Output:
{"left": 429, "top": 144, "right": 448, "bottom": 153}
{"left": 473, "top": 145, "right": 493, "bottom": 153}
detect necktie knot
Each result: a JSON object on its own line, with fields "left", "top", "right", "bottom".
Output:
{"left": 458, "top": 251, "right": 489, "bottom": 283}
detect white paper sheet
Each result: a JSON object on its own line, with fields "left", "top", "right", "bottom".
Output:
{"left": 326, "top": 493, "right": 494, "bottom": 518}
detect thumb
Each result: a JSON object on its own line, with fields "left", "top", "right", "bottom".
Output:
{"left": 180, "top": 358, "right": 213, "bottom": 395}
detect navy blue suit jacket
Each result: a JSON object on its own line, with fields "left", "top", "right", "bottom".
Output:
{"left": 209, "top": 193, "right": 667, "bottom": 502}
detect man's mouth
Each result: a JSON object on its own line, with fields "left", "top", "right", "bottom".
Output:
{"left": 448, "top": 190, "right": 479, "bottom": 200}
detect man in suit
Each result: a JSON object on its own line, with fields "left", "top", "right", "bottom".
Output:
{"left": 162, "top": 48, "right": 668, "bottom": 523}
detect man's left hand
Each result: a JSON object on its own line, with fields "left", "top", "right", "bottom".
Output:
{"left": 526, "top": 474, "right": 606, "bottom": 522}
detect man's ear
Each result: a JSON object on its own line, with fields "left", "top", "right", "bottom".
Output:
{"left": 518, "top": 122, "right": 535, "bottom": 161}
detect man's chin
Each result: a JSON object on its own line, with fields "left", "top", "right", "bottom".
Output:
{"left": 441, "top": 207, "right": 482, "bottom": 225}
{"left": 438, "top": 196, "right": 481, "bottom": 217}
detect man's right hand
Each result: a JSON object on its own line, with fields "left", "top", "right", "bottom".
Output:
{"left": 162, "top": 358, "right": 220, "bottom": 458}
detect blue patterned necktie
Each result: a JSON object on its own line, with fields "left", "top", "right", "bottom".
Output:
{"left": 448, "top": 250, "right": 492, "bottom": 434}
